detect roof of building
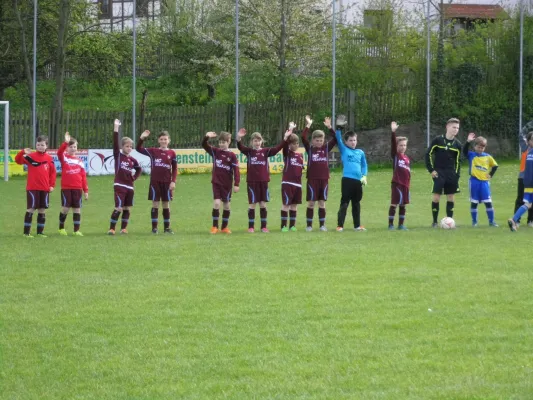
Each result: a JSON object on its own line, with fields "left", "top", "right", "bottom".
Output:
{"left": 440, "top": 4, "right": 507, "bottom": 20}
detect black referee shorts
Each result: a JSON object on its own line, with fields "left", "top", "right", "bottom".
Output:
{"left": 432, "top": 170, "right": 460, "bottom": 195}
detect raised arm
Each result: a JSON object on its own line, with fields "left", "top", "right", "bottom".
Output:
{"left": 236, "top": 128, "right": 252, "bottom": 156}
{"left": 390, "top": 122, "right": 399, "bottom": 158}
{"left": 113, "top": 119, "right": 121, "bottom": 158}
{"left": 136, "top": 130, "right": 151, "bottom": 156}
{"left": 57, "top": 132, "right": 70, "bottom": 164}
{"left": 15, "top": 149, "right": 31, "bottom": 165}
{"left": 202, "top": 132, "right": 216, "bottom": 155}
{"left": 463, "top": 132, "right": 475, "bottom": 159}
{"left": 301, "top": 115, "right": 313, "bottom": 151}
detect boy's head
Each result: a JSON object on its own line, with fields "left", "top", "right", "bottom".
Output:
{"left": 446, "top": 118, "right": 460, "bottom": 138}
{"left": 250, "top": 132, "right": 263, "bottom": 149}
{"left": 473, "top": 136, "right": 487, "bottom": 154}
{"left": 36, "top": 135, "right": 48, "bottom": 153}
{"left": 527, "top": 131, "right": 533, "bottom": 147}
{"left": 158, "top": 131, "right": 171, "bottom": 149}
{"left": 67, "top": 137, "right": 78, "bottom": 155}
{"left": 344, "top": 131, "right": 357, "bottom": 149}
{"left": 218, "top": 131, "right": 232, "bottom": 150}
{"left": 121, "top": 137, "right": 134, "bottom": 155}
{"left": 396, "top": 136, "right": 408, "bottom": 154}
{"left": 288, "top": 133, "right": 299, "bottom": 151}
{"left": 311, "top": 130, "right": 325, "bottom": 147}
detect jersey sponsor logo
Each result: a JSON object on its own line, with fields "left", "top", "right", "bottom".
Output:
{"left": 250, "top": 156, "right": 266, "bottom": 165}
{"left": 215, "top": 158, "right": 231, "bottom": 171}
{"left": 154, "top": 158, "right": 172, "bottom": 169}
{"left": 290, "top": 157, "right": 303, "bottom": 167}
{"left": 311, "top": 152, "right": 327, "bottom": 162}
{"left": 397, "top": 158, "right": 410, "bottom": 170}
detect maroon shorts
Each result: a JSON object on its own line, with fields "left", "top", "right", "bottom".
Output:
{"left": 148, "top": 182, "right": 173, "bottom": 202}
{"left": 391, "top": 183, "right": 410, "bottom": 205}
{"left": 27, "top": 190, "right": 49, "bottom": 210}
{"left": 306, "top": 179, "right": 329, "bottom": 201}
{"left": 114, "top": 186, "right": 134, "bottom": 208}
{"left": 281, "top": 183, "right": 302, "bottom": 205}
{"left": 61, "top": 189, "right": 83, "bottom": 208}
{"left": 213, "top": 183, "right": 232, "bottom": 202}
{"left": 247, "top": 182, "right": 270, "bottom": 204}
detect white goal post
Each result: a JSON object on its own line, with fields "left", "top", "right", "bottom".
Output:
{"left": 1, "top": 101, "right": 9, "bottom": 182}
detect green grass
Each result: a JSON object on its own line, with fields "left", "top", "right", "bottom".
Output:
{"left": 1, "top": 163, "right": 533, "bottom": 399}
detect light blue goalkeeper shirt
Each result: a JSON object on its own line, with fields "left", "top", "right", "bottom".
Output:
{"left": 336, "top": 129, "right": 368, "bottom": 180}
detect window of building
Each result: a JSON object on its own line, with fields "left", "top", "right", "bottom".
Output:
{"left": 136, "top": 0, "right": 150, "bottom": 17}
{"left": 99, "top": 0, "right": 111, "bottom": 18}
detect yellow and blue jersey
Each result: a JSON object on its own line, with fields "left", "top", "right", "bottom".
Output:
{"left": 465, "top": 151, "right": 498, "bottom": 181}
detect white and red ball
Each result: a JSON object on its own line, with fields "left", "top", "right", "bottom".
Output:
{"left": 440, "top": 217, "right": 456, "bottom": 229}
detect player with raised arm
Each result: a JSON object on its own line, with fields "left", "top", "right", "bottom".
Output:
{"left": 513, "top": 122, "right": 533, "bottom": 227}
{"left": 463, "top": 132, "right": 499, "bottom": 227}
{"left": 108, "top": 119, "right": 142, "bottom": 235}
{"left": 236, "top": 128, "right": 287, "bottom": 233}
{"left": 57, "top": 132, "right": 89, "bottom": 236}
{"left": 280, "top": 122, "right": 303, "bottom": 232}
{"left": 15, "top": 136, "right": 57, "bottom": 237}
{"left": 202, "top": 131, "right": 240, "bottom": 234}
{"left": 425, "top": 118, "right": 462, "bottom": 227}
{"left": 388, "top": 121, "right": 411, "bottom": 230}
{"left": 136, "top": 130, "right": 178, "bottom": 234}
{"left": 301, "top": 115, "right": 337, "bottom": 231}
{"left": 508, "top": 132, "right": 533, "bottom": 232}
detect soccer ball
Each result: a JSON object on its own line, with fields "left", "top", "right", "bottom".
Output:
{"left": 440, "top": 217, "right": 456, "bottom": 229}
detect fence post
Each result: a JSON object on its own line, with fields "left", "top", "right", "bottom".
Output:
{"left": 238, "top": 104, "right": 245, "bottom": 131}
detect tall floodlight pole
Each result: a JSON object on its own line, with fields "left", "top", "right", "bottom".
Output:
{"left": 132, "top": 0, "right": 137, "bottom": 141}
{"left": 332, "top": 0, "right": 336, "bottom": 123}
{"left": 32, "top": 0, "right": 37, "bottom": 147}
{"left": 519, "top": 0, "right": 524, "bottom": 158}
{"left": 426, "top": 0, "right": 431, "bottom": 147}
{"left": 235, "top": 0, "right": 240, "bottom": 138}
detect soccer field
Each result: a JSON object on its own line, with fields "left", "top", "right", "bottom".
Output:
{"left": 1, "top": 164, "right": 532, "bottom": 399}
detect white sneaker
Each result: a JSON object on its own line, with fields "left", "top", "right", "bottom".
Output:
{"left": 354, "top": 226, "right": 367, "bottom": 231}
{"left": 319, "top": 226, "right": 328, "bottom": 232}
{"left": 306, "top": 226, "right": 313, "bottom": 232}
{"left": 528, "top": 222, "right": 533, "bottom": 228}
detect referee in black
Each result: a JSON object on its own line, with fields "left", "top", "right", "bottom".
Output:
{"left": 425, "top": 118, "right": 463, "bottom": 227}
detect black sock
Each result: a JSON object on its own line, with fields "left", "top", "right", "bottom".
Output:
{"left": 151, "top": 208, "right": 159, "bottom": 230}
{"left": 59, "top": 212, "right": 68, "bottom": 229}
{"left": 73, "top": 213, "right": 81, "bottom": 232}
{"left": 24, "top": 212, "right": 33, "bottom": 235}
{"left": 446, "top": 201, "right": 454, "bottom": 218}
{"left": 281, "top": 210, "right": 288, "bottom": 228}
{"left": 162, "top": 208, "right": 170, "bottom": 230}
{"left": 432, "top": 202, "right": 439, "bottom": 224}
{"left": 110, "top": 210, "right": 121, "bottom": 230}
{"left": 37, "top": 213, "right": 46, "bottom": 234}
{"left": 121, "top": 210, "right": 130, "bottom": 230}
{"left": 212, "top": 208, "right": 220, "bottom": 228}
{"left": 221, "top": 210, "right": 230, "bottom": 229}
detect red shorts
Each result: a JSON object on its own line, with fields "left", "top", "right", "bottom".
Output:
{"left": 247, "top": 182, "right": 270, "bottom": 204}
{"left": 281, "top": 183, "right": 302, "bottom": 205}
{"left": 391, "top": 183, "right": 410, "bottom": 205}
{"left": 148, "top": 182, "right": 173, "bottom": 202}
{"left": 114, "top": 186, "right": 134, "bottom": 208}
{"left": 306, "top": 179, "right": 329, "bottom": 201}
{"left": 27, "top": 190, "right": 49, "bottom": 210}
{"left": 213, "top": 183, "right": 232, "bottom": 202}
{"left": 61, "top": 189, "right": 83, "bottom": 208}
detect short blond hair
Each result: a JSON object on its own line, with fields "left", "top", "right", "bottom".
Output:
{"left": 474, "top": 136, "right": 487, "bottom": 146}
{"left": 219, "top": 131, "right": 232, "bottom": 142}
{"left": 396, "top": 136, "right": 408, "bottom": 144}
{"left": 447, "top": 118, "right": 460, "bottom": 125}
{"left": 250, "top": 132, "right": 264, "bottom": 145}
{"left": 121, "top": 137, "right": 133, "bottom": 146}
{"left": 311, "top": 130, "right": 325, "bottom": 139}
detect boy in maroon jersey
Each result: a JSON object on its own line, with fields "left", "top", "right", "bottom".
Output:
{"left": 15, "top": 135, "right": 57, "bottom": 238}
{"left": 57, "top": 132, "right": 89, "bottom": 236}
{"left": 236, "top": 128, "right": 287, "bottom": 233}
{"left": 108, "top": 119, "right": 142, "bottom": 235}
{"left": 136, "top": 130, "right": 178, "bottom": 234}
{"left": 301, "top": 115, "right": 337, "bottom": 231}
{"left": 202, "top": 131, "right": 240, "bottom": 234}
{"left": 389, "top": 121, "right": 411, "bottom": 230}
{"left": 280, "top": 122, "right": 303, "bottom": 232}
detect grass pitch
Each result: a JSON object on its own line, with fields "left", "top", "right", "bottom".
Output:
{"left": 1, "top": 163, "right": 532, "bottom": 399}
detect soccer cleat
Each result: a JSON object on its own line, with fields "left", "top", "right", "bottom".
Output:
{"left": 36, "top": 233, "right": 47, "bottom": 238}
{"left": 72, "top": 231, "right": 84, "bottom": 237}
{"left": 354, "top": 226, "right": 367, "bottom": 232}
{"left": 164, "top": 228, "right": 174, "bottom": 235}
{"left": 397, "top": 225, "right": 408, "bottom": 231}
{"left": 23, "top": 234, "right": 34, "bottom": 238}
{"left": 388, "top": 225, "right": 395, "bottom": 230}
{"left": 107, "top": 229, "right": 115, "bottom": 236}
{"left": 431, "top": 222, "right": 438, "bottom": 228}
{"left": 528, "top": 222, "right": 533, "bottom": 228}
{"left": 336, "top": 226, "right": 344, "bottom": 232}
{"left": 472, "top": 223, "right": 478, "bottom": 227}
{"left": 319, "top": 226, "right": 328, "bottom": 232}
{"left": 281, "top": 226, "right": 289, "bottom": 232}
{"left": 58, "top": 229, "right": 68, "bottom": 236}
{"left": 508, "top": 219, "right": 517, "bottom": 232}
{"left": 152, "top": 228, "right": 159, "bottom": 235}
{"left": 306, "top": 226, "right": 313, "bottom": 232}
{"left": 261, "top": 228, "right": 270, "bottom": 233}
{"left": 120, "top": 229, "right": 128, "bottom": 234}
{"left": 248, "top": 228, "right": 255, "bottom": 233}
{"left": 221, "top": 227, "right": 232, "bottom": 234}
{"left": 210, "top": 227, "right": 219, "bottom": 234}
{"left": 289, "top": 226, "right": 297, "bottom": 232}
{"left": 489, "top": 222, "right": 499, "bottom": 227}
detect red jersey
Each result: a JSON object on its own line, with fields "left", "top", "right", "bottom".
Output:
{"left": 57, "top": 142, "right": 88, "bottom": 192}
{"left": 391, "top": 130, "right": 411, "bottom": 188}
{"left": 237, "top": 139, "right": 285, "bottom": 183}
{"left": 113, "top": 131, "right": 142, "bottom": 189}
{"left": 202, "top": 137, "right": 240, "bottom": 188}
{"left": 301, "top": 127, "right": 337, "bottom": 180}
{"left": 136, "top": 139, "right": 178, "bottom": 183}
{"left": 15, "top": 150, "right": 56, "bottom": 191}
{"left": 282, "top": 142, "right": 304, "bottom": 186}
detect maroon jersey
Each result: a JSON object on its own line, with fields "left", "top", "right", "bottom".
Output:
{"left": 136, "top": 139, "right": 178, "bottom": 183}
{"left": 113, "top": 131, "right": 142, "bottom": 189}
{"left": 237, "top": 139, "right": 285, "bottom": 183}
{"left": 282, "top": 142, "right": 304, "bottom": 186}
{"left": 202, "top": 137, "right": 240, "bottom": 188}
{"left": 391, "top": 130, "right": 411, "bottom": 188}
{"left": 301, "top": 127, "right": 337, "bottom": 180}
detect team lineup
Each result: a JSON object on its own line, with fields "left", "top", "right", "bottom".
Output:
{"left": 14, "top": 115, "right": 533, "bottom": 237}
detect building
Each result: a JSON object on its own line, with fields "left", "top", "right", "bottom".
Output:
{"left": 90, "top": 0, "right": 161, "bottom": 31}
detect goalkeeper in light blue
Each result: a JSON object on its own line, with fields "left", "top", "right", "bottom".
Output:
{"left": 508, "top": 131, "right": 533, "bottom": 232}
{"left": 463, "top": 133, "right": 498, "bottom": 227}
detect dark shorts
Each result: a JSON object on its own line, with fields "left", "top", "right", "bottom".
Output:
{"left": 61, "top": 189, "right": 83, "bottom": 208}
{"left": 307, "top": 179, "right": 329, "bottom": 201}
{"left": 432, "top": 170, "right": 460, "bottom": 195}
{"left": 247, "top": 182, "right": 270, "bottom": 204}
{"left": 148, "top": 182, "right": 173, "bottom": 202}
{"left": 115, "top": 186, "right": 134, "bottom": 208}
{"left": 391, "top": 183, "right": 410, "bottom": 205}
{"left": 27, "top": 190, "right": 49, "bottom": 210}
{"left": 213, "top": 183, "right": 232, "bottom": 202}
{"left": 281, "top": 183, "right": 302, "bottom": 205}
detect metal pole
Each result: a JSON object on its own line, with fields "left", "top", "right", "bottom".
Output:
{"left": 3, "top": 102, "right": 9, "bottom": 181}
{"left": 332, "top": 0, "right": 336, "bottom": 122}
{"left": 426, "top": 0, "right": 431, "bottom": 147}
{"left": 519, "top": 0, "right": 524, "bottom": 158}
{"left": 32, "top": 0, "right": 37, "bottom": 147}
{"left": 132, "top": 0, "right": 137, "bottom": 141}
{"left": 235, "top": 0, "right": 239, "bottom": 138}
